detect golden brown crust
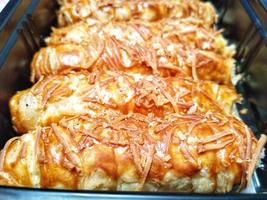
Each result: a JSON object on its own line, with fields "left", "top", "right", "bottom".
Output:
{"left": 57, "top": 0, "right": 217, "bottom": 27}
{"left": 3, "top": 0, "right": 264, "bottom": 193}
{"left": 9, "top": 71, "right": 239, "bottom": 134}
{"left": 31, "top": 20, "right": 235, "bottom": 84}
{"left": 0, "top": 111, "right": 261, "bottom": 192}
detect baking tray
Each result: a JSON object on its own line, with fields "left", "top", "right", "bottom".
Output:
{"left": 0, "top": 0, "right": 266, "bottom": 199}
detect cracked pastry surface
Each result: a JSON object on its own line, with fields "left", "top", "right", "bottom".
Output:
{"left": 10, "top": 71, "right": 239, "bottom": 134}
{"left": 57, "top": 0, "right": 217, "bottom": 28}
{"left": 31, "top": 20, "right": 235, "bottom": 85}
{"left": 0, "top": 111, "right": 265, "bottom": 192}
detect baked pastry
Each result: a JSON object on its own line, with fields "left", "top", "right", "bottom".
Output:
{"left": 57, "top": 0, "right": 217, "bottom": 28}
{"left": 0, "top": 111, "right": 265, "bottom": 192}
{"left": 2, "top": 0, "right": 265, "bottom": 194}
{"left": 10, "top": 71, "right": 239, "bottom": 134}
{"left": 31, "top": 20, "right": 235, "bottom": 84}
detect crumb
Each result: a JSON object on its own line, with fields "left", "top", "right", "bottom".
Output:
{"left": 240, "top": 108, "right": 248, "bottom": 115}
